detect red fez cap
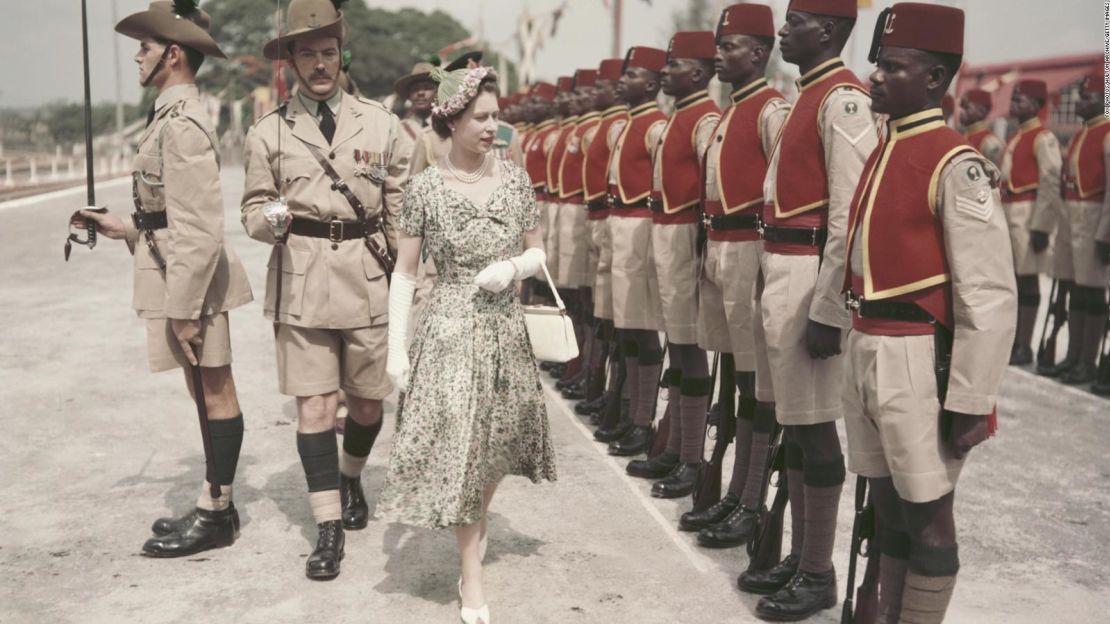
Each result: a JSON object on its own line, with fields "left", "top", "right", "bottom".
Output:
{"left": 624, "top": 46, "right": 667, "bottom": 73}
{"left": 510, "top": 93, "right": 524, "bottom": 106}
{"left": 870, "top": 2, "right": 963, "bottom": 62}
{"left": 598, "top": 59, "right": 624, "bottom": 81}
{"left": 557, "top": 76, "right": 574, "bottom": 93}
{"left": 788, "top": 0, "right": 857, "bottom": 19}
{"left": 1014, "top": 79, "right": 1048, "bottom": 101}
{"left": 962, "top": 88, "right": 992, "bottom": 112}
{"left": 1083, "top": 68, "right": 1106, "bottom": 96}
{"left": 530, "top": 81, "right": 557, "bottom": 100}
{"left": 574, "top": 69, "right": 598, "bottom": 89}
{"left": 669, "top": 31, "right": 717, "bottom": 61}
{"left": 717, "top": 3, "right": 776, "bottom": 39}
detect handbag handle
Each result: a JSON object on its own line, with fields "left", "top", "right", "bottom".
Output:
{"left": 538, "top": 261, "right": 567, "bottom": 313}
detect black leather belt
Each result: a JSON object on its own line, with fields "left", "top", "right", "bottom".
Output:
{"left": 608, "top": 193, "right": 649, "bottom": 210}
{"left": 290, "top": 217, "right": 369, "bottom": 242}
{"left": 704, "top": 213, "right": 758, "bottom": 231}
{"left": 648, "top": 196, "right": 663, "bottom": 213}
{"left": 587, "top": 200, "right": 608, "bottom": 212}
{"left": 131, "top": 211, "right": 167, "bottom": 231}
{"left": 760, "top": 224, "right": 827, "bottom": 247}
{"left": 846, "top": 291, "right": 934, "bottom": 322}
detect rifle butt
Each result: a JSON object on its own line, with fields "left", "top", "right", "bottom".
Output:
{"left": 692, "top": 463, "right": 722, "bottom": 512}
{"left": 649, "top": 412, "right": 670, "bottom": 459}
{"left": 840, "top": 599, "right": 855, "bottom": 624}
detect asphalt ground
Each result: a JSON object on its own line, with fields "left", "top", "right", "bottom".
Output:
{"left": 1, "top": 167, "right": 1107, "bottom": 623}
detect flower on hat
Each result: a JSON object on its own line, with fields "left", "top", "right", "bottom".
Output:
{"left": 430, "top": 66, "right": 498, "bottom": 118}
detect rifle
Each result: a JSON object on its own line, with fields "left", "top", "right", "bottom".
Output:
{"left": 693, "top": 353, "right": 735, "bottom": 512}
{"left": 852, "top": 514, "right": 882, "bottom": 624}
{"left": 746, "top": 427, "right": 785, "bottom": 572}
{"left": 1035, "top": 279, "right": 1069, "bottom": 374}
{"left": 1094, "top": 307, "right": 1110, "bottom": 396}
{"left": 64, "top": 0, "right": 104, "bottom": 261}
{"left": 647, "top": 344, "right": 671, "bottom": 458}
{"left": 841, "top": 477, "right": 877, "bottom": 624}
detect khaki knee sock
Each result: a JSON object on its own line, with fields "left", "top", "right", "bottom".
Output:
{"left": 799, "top": 457, "right": 846, "bottom": 574}
{"left": 785, "top": 442, "right": 805, "bottom": 556}
{"left": 879, "top": 528, "right": 912, "bottom": 624}
{"left": 740, "top": 401, "right": 775, "bottom": 508}
{"left": 899, "top": 543, "right": 960, "bottom": 623}
{"left": 309, "top": 490, "right": 342, "bottom": 524}
{"left": 728, "top": 416, "right": 754, "bottom": 496}
{"left": 678, "top": 376, "right": 711, "bottom": 463}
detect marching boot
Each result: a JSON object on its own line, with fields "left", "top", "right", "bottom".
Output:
{"left": 1064, "top": 308, "right": 1106, "bottom": 385}
{"left": 306, "top": 520, "right": 345, "bottom": 580}
{"left": 626, "top": 451, "right": 680, "bottom": 480}
{"left": 755, "top": 568, "right": 838, "bottom": 621}
{"left": 679, "top": 491, "right": 740, "bottom": 532}
{"left": 556, "top": 368, "right": 586, "bottom": 391}
{"left": 152, "top": 502, "right": 242, "bottom": 537}
{"left": 340, "top": 474, "right": 369, "bottom": 530}
{"left": 575, "top": 392, "right": 609, "bottom": 416}
{"left": 547, "top": 363, "right": 566, "bottom": 380}
{"left": 738, "top": 554, "right": 801, "bottom": 595}
{"left": 608, "top": 424, "right": 653, "bottom": 456}
{"left": 562, "top": 380, "right": 587, "bottom": 400}
{"left": 1063, "top": 360, "right": 1098, "bottom": 384}
{"left": 651, "top": 462, "right": 701, "bottom": 499}
{"left": 141, "top": 506, "right": 239, "bottom": 558}
{"left": 697, "top": 504, "right": 759, "bottom": 548}
{"left": 595, "top": 394, "right": 632, "bottom": 442}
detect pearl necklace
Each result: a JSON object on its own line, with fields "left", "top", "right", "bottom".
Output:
{"left": 445, "top": 153, "right": 491, "bottom": 184}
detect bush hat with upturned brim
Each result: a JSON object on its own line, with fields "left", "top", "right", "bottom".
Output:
{"left": 115, "top": 1, "right": 226, "bottom": 59}
{"left": 262, "top": 0, "right": 346, "bottom": 61}
{"left": 393, "top": 62, "right": 439, "bottom": 98}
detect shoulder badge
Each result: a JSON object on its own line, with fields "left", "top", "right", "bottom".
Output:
{"left": 845, "top": 101, "right": 858, "bottom": 115}
{"left": 966, "top": 164, "right": 982, "bottom": 183}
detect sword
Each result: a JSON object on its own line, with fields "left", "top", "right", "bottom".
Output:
{"left": 65, "top": 0, "right": 102, "bottom": 261}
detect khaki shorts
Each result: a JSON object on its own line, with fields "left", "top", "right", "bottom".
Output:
{"left": 591, "top": 218, "right": 614, "bottom": 320}
{"left": 1004, "top": 200, "right": 1052, "bottom": 276}
{"left": 758, "top": 252, "right": 844, "bottom": 425}
{"left": 539, "top": 202, "right": 561, "bottom": 283}
{"left": 843, "top": 330, "right": 964, "bottom": 504}
{"left": 697, "top": 239, "right": 760, "bottom": 371}
{"left": 610, "top": 214, "right": 662, "bottom": 331}
{"left": 752, "top": 265, "right": 774, "bottom": 403}
{"left": 1058, "top": 200, "right": 1110, "bottom": 288}
{"left": 556, "top": 203, "right": 590, "bottom": 288}
{"left": 147, "top": 312, "right": 233, "bottom": 373}
{"left": 276, "top": 323, "right": 392, "bottom": 400}
{"left": 651, "top": 221, "right": 700, "bottom": 345}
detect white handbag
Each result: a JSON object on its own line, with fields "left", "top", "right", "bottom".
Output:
{"left": 521, "top": 262, "right": 579, "bottom": 363}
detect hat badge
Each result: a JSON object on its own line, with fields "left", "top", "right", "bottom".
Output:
{"left": 309, "top": 13, "right": 320, "bottom": 28}
{"left": 884, "top": 13, "right": 897, "bottom": 35}
{"left": 720, "top": 12, "right": 730, "bottom": 27}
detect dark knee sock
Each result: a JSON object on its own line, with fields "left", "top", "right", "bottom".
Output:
{"left": 209, "top": 414, "right": 244, "bottom": 487}
{"left": 899, "top": 544, "right": 960, "bottom": 624}
{"left": 1015, "top": 281, "right": 1040, "bottom": 350}
{"left": 740, "top": 401, "right": 775, "bottom": 508}
{"left": 297, "top": 431, "right": 341, "bottom": 524}
{"left": 727, "top": 396, "right": 755, "bottom": 496}
{"left": 799, "top": 455, "right": 846, "bottom": 573}
{"left": 879, "top": 528, "right": 911, "bottom": 624}
{"left": 785, "top": 440, "right": 805, "bottom": 556}
{"left": 678, "top": 376, "right": 712, "bottom": 463}
{"left": 1082, "top": 292, "right": 1109, "bottom": 366}
{"left": 339, "top": 417, "right": 383, "bottom": 478}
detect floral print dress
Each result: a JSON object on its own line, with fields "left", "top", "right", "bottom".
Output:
{"left": 377, "top": 161, "right": 558, "bottom": 529}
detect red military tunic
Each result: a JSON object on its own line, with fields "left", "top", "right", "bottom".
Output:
{"left": 654, "top": 90, "right": 720, "bottom": 224}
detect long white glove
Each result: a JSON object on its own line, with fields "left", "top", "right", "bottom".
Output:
{"left": 387, "top": 272, "right": 417, "bottom": 393}
{"left": 473, "top": 247, "right": 547, "bottom": 293}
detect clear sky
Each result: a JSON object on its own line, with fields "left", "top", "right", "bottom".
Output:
{"left": 0, "top": 0, "right": 1096, "bottom": 109}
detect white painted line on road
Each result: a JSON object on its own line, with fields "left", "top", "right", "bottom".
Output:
{"left": 542, "top": 380, "right": 716, "bottom": 575}
{"left": 0, "top": 176, "right": 131, "bottom": 212}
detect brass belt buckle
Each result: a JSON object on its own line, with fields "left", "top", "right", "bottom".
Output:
{"left": 845, "top": 291, "right": 862, "bottom": 312}
{"left": 811, "top": 228, "right": 820, "bottom": 247}
{"left": 329, "top": 219, "right": 345, "bottom": 243}
{"left": 756, "top": 216, "right": 766, "bottom": 238}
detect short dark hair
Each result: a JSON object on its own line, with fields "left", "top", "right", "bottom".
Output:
{"left": 431, "top": 76, "right": 500, "bottom": 140}
{"left": 157, "top": 39, "right": 204, "bottom": 75}
{"left": 923, "top": 50, "right": 962, "bottom": 92}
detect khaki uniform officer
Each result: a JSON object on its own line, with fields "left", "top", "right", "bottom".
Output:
{"left": 76, "top": 1, "right": 253, "bottom": 559}
{"left": 1001, "top": 79, "right": 1062, "bottom": 364}
{"left": 843, "top": 4, "right": 1016, "bottom": 621}
{"left": 241, "top": 0, "right": 413, "bottom": 580}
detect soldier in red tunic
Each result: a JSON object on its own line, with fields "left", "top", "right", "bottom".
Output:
{"left": 743, "top": 1, "right": 877, "bottom": 619}
{"left": 680, "top": 3, "right": 788, "bottom": 550}
{"left": 522, "top": 82, "right": 560, "bottom": 306}
{"left": 842, "top": 4, "right": 1016, "bottom": 621}
{"left": 1001, "top": 78, "right": 1062, "bottom": 365}
{"left": 1052, "top": 70, "right": 1110, "bottom": 385}
{"left": 959, "top": 88, "right": 1004, "bottom": 167}
{"left": 602, "top": 47, "right": 669, "bottom": 450}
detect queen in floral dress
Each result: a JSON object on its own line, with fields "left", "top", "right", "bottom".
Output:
{"left": 378, "top": 65, "right": 556, "bottom": 624}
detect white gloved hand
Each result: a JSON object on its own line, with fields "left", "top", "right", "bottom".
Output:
{"left": 387, "top": 272, "right": 417, "bottom": 393}
{"left": 473, "top": 260, "right": 517, "bottom": 293}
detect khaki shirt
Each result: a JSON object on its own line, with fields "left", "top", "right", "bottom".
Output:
{"left": 409, "top": 125, "right": 451, "bottom": 176}
{"left": 764, "top": 87, "right": 879, "bottom": 330}
{"left": 124, "top": 83, "right": 253, "bottom": 320}
{"left": 703, "top": 96, "right": 790, "bottom": 203}
{"left": 241, "top": 90, "right": 414, "bottom": 329}
{"left": 1001, "top": 126, "right": 1062, "bottom": 234}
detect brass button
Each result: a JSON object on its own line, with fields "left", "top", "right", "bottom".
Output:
{"left": 329, "top": 152, "right": 336, "bottom": 160}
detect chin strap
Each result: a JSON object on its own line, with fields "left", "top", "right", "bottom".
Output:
{"left": 141, "top": 45, "right": 173, "bottom": 88}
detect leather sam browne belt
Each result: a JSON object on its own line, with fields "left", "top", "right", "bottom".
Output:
{"left": 704, "top": 212, "right": 758, "bottom": 231}
{"left": 131, "top": 210, "right": 168, "bottom": 231}
{"left": 289, "top": 216, "right": 372, "bottom": 242}
{"left": 845, "top": 291, "right": 934, "bottom": 323}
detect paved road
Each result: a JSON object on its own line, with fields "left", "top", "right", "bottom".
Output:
{"left": 1, "top": 168, "right": 1107, "bottom": 623}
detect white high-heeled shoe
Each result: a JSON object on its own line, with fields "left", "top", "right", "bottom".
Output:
{"left": 459, "top": 604, "right": 490, "bottom": 624}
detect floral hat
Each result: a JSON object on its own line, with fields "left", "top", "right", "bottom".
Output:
{"left": 430, "top": 65, "right": 498, "bottom": 118}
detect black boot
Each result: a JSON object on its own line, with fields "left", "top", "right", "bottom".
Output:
{"left": 141, "top": 506, "right": 239, "bottom": 558}
{"left": 595, "top": 420, "right": 632, "bottom": 443}
{"left": 697, "top": 505, "right": 759, "bottom": 548}
{"left": 306, "top": 520, "right": 345, "bottom": 580}
{"left": 1062, "top": 361, "right": 1098, "bottom": 384}
{"left": 678, "top": 492, "right": 740, "bottom": 532}
{"left": 152, "top": 502, "right": 241, "bottom": 537}
{"left": 626, "top": 452, "right": 680, "bottom": 480}
{"left": 1009, "top": 344, "right": 1033, "bottom": 365}
{"left": 562, "top": 381, "right": 587, "bottom": 401}
{"left": 1037, "top": 357, "right": 1076, "bottom": 377}
{"left": 340, "top": 475, "right": 369, "bottom": 530}
{"left": 651, "top": 462, "right": 701, "bottom": 499}
{"left": 738, "top": 553, "right": 800, "bottom": 595}
{"left": 607, "top": 425, "right": 653, "bottom": 456}
{"left": 548, "top": 364, "right": 567, "bottom": 380}
{"left": 755, "top": 568, "right": 838, "bottom": 621}
{"left": 575, "top": 392, "right": 609, "bottom": 416}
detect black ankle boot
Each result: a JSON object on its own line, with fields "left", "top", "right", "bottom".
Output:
{"left": 594, "top": 420, "right": 632, "bottom": 443}
{"left": 626, "top": 451, "right": 680, "bottom": 479}
{"left": 651, "top": 462, "right": 701, "bottom": 498}
{"left": 575, "top": 392, "right": 609, "bottom": 416}
{"left": 607, "top": 425, "right": 653, "bottom": 456}
{"left": 340, "top": 474, "right": 369, "bottom": 530}
{"left": 152, "top": 502, "right": 241, "bottom": 537}
{"left": 738, "top": 553, "right": 800, "bottom": 595}
{"left": 562, "top": 381, "right": 587, "bottom": 400}
{"left": 678, "top": 492, "right": 739, "bottom": 532}
{"left": 306, "top": 520, "right": 345, "bottom": 580}
{"left": 142, "top": 506, "right": 239, "bottom": 558}
{"left": 697, "top": 504, "right": 759, "bottom": 548}
{"left": 755, "top": 568, "right": 838, "bottom": 621}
